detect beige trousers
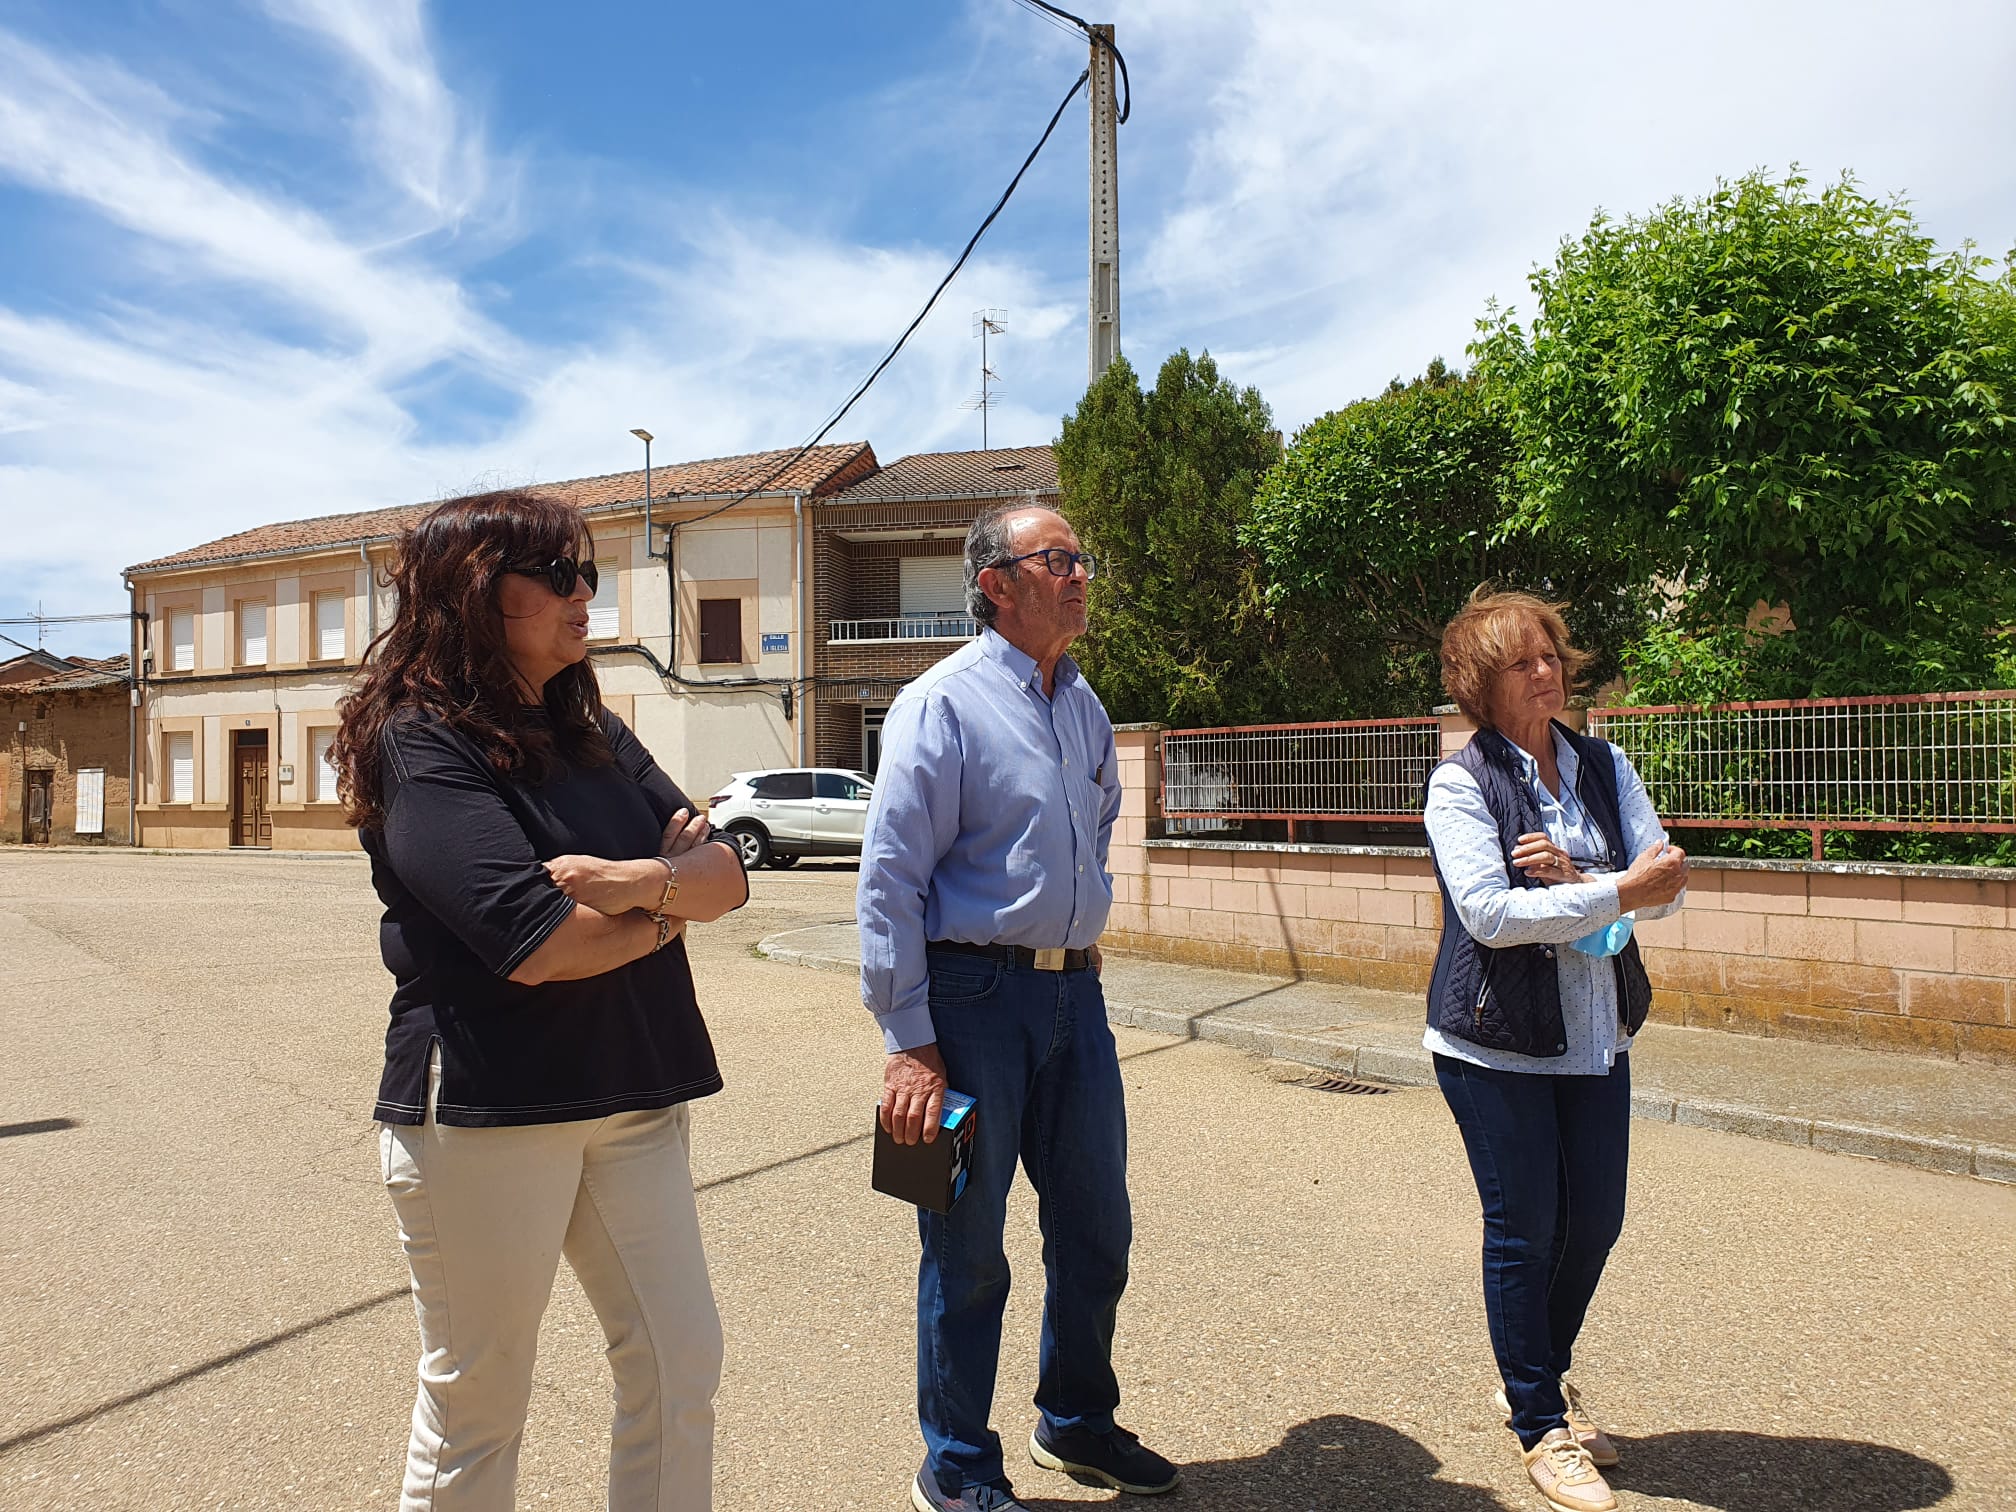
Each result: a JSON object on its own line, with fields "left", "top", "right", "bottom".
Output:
{"left": 379, "top": 1058, "right": 722, "bottom": 1511}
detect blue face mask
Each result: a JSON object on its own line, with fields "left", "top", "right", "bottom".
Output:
{"left": 1569, "top": 914, "right": 1635, "bottom": 957}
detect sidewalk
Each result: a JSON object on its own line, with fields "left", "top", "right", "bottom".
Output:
{"left": 760, "top": 923, "right": 2016, "bottom": 1185}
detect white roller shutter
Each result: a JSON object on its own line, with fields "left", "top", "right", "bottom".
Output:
{"left": 76, "top": 769, "right": 105, "bottom": 834}
{"left": 167, "top": 733, "right": 194, "bottom": 803}
{"left": 315, "top": 593, "right": 346, "bottom": 659}
{"left": 240, "top": 601, "right": 268, "bottom": 665}
{"left": 586, "top": 559, "right": 619, "bottom": 640}
{"left": 899, "top": 556, "right": 966, "bottom": 616}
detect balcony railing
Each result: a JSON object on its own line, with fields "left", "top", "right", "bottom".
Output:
{"left": 828, "top": 614, "right": 979, "bottom": 644}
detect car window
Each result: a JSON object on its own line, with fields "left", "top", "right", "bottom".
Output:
{"left": 756, "top": 771, "right": 814, "bottom": 800}
{"left": 815, "top": 772, "right": 860, "bottom": 800}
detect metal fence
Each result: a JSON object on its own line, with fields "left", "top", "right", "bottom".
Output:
{"left": 1160, "top": 718, "right": 1442, "bottom": 835}
{"left": 1156, "top": 691, "right": 2016, "bottom": 857}
{"left": 1589, "top": 690, "right": 2016, "bottom": 857}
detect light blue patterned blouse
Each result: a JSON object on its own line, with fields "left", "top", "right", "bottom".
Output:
{"left": 1422, "top": 729, "right": 1684, "bottom": 1076}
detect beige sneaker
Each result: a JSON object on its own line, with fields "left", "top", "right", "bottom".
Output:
{"left": 1494, "top": 1384, "right": 1620, "bottom": 1469}
{"left": 1560, "top": 1379, "right": 1620, "bottom": 1468}
{"left": 1522, "top": 1428, "right": 1617, "bottom": 1512}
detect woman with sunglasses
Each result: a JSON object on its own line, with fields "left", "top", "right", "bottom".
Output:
{"left": 332, "top": 489, "right": 748, "bottom": 1511}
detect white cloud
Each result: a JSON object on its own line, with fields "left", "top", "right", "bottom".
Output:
{"left": 0, "top": 27, "right": 511, "bottom": 375}
{"left": 1110, "top": 0, "right": 2016, "bottom": 418}
{"left": 10, "top": 0, "right": 2016, "bottom": 664}
{"left": 258, "top": 0, "right": 489, "bottom": 222}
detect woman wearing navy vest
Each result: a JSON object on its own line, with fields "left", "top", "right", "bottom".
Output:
{"left": 1424, "top": 589, "right": 1689, "bottom": 1512}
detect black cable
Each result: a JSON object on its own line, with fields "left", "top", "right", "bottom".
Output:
{"left": 1007, "top": 0, "right": 1083, "bottom": 43}
{"left": 670, "top": 64, "right": 1091, "bottom": 537}
{"left": 1013, "top": 0, "right": 1129, "bottom": 123}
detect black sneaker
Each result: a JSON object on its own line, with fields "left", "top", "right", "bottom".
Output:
{"left": 910, "top": 1470, "right": 1028, "bottom": 1512}
{"left": 1029, "top": 1423, "right": 1180, "bottom": 1495}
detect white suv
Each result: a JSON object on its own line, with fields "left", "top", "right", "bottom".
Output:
{"left": 705, "top": 768, "right": 876, "bottom": 870}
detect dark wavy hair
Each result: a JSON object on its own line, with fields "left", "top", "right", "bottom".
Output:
{"left": 334, "top": 489, "right": 610, "bottom": 829}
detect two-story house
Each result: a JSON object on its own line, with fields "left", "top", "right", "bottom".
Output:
{"left": 807, "top": 445, "right": 1059, "bottom": 773}
{"left": 124, "top": 443, "right": 876, "bottom": 850}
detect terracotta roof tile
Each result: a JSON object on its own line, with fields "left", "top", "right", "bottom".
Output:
{"left": 1, "top": 653, "right": 130, "bottom": 695}
{"left": 127, "top": 443, "right": 877, "bottom": 574}
{"left": 825, "top": 445, "right": 1057, "bottom": 503}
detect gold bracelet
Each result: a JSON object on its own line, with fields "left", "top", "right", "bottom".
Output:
{"left": 652, "top": 860, "right": 680, "bottom": 916}
{"left": 651, "top": 912, "right": 674, "bottom": 953}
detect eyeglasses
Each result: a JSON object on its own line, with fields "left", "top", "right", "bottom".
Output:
{"left": 995, "top": 548, "right": 1097, "bottom": 581}
{"left": 507, "top": 557, "right": 598, "bottom": 598}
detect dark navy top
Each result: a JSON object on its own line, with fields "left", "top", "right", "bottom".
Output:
{"left": 363, "top": 708, "right": 733, "bottom": 1127}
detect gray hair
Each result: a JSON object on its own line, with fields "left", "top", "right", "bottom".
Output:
{"left": 963, "top": 503, "right": 1056, "bottom": 625}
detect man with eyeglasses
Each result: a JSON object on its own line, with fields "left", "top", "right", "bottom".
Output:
{"left": 859, "top": 503, "right": 1178, "bottom": 1512}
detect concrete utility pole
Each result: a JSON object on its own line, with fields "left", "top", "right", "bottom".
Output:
{"left": 1087, "top": 22, "right": 1120, "bottom": 384}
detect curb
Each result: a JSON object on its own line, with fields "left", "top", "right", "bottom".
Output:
{"left": 757, "top": 932, "right": 2016, "bottom": 1187}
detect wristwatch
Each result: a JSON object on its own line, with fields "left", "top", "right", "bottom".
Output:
{"left": 652, "top": 855, "right": 680, "bottom": 917}
{"left": 651, "top": 911, "right": 675, "bottom": 953}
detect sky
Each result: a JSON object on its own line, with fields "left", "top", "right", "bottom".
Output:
{"left": 3, "top": 0, "right": 2014, "bottom": 660}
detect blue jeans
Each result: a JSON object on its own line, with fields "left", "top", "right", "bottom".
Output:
{"left": 1433, "top": 1052, "right": 1631, "bottom": 1451}
{"left": 916, "top": 949, "right": 1132, "bottom": 1494}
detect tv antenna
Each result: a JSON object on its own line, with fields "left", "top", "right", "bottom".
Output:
{"left": 962, "top": 309, "right": 1007, "bottom": 449}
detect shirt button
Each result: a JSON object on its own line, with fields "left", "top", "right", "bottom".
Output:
{"left": 1078, "top": 864, "right": 1084, "bottom": 873}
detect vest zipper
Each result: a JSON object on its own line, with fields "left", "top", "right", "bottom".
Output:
{"left": 1474, "top": 959, "right": 1493, "bottom": 1030}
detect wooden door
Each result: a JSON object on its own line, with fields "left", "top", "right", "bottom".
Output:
{"left": 233, "top": 734, "right": 272, "bottom": 848}
{"left": 25, "top": 769, "right": 53, "bottom": 844}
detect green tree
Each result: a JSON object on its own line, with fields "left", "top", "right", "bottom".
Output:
{"left": 1056, "top": 350, "right": 1384, "bottom": 725}
{"left": 1244, "top": 363, "right": 1650, "bottom": 699}
{"left": 1473, "top": 169, "right": 2016, "bottom": 696}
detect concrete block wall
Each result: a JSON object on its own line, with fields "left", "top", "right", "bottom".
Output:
{"left": 1103, "top": 726, "right": 2016, "bottom": 1067}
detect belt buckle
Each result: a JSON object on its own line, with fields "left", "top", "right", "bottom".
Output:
{"left": 1032, "top": 947, "right": 1066, "bottom": 972}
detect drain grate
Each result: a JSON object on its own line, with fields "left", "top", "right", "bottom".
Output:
{"left": 1293, "top": 1074, "right": 1394, "bottom": 1095}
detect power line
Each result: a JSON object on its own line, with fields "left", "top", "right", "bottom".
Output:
{"left": 672, "top": 63, "right": 1091, "bottom": 535}
{"left": 1011, "top": 0, "right": 1130, "bottom": 122}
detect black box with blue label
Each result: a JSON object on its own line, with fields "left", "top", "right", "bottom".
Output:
{"left": 872, "top": 1091, "right": 977, "bottom": 1214}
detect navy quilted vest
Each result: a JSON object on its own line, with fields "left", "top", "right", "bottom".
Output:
{"left": 1425, "top": 722, "right": 1654, "bottom": 1058}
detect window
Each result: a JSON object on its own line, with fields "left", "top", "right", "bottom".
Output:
{"left": 900, "top": 555, "right": 966, "bottom": 616}
{"left": 166, "top": 731, "right": 195, "bottom": 804}
{"left": 751, "top": 771, "right": 813, "bottom": 800}
{"left": 313, "top": 592, "right": 346, "bottom": 660}
{"left": 587, "top": 559, "right": 619, "bottom": 640}
{"left": 815, "top": 772, "right": 870, "bottom": 801}
{"left": 75, "top": 768, "right": 105, "bottom": 835}
{"left": 310, "top": 728, "right": 338, "bottom": 802}
{"left": 238, "top": 600, "right": 268, "bottom": 665}
{"left": 698, "top": 598, "right": 742, "bottom": 664}
{"left": 168, "top": 609, "right": 195, "bottom": 672}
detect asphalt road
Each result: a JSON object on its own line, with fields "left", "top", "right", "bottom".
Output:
{"left": 2, "top": 852, "right": 2011, "bottom": 1511}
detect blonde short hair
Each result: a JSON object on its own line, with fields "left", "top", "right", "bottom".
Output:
{"left": 1439, "top": 587, "right": 1593, "bottom": 728}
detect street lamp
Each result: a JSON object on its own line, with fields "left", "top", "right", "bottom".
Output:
{"left": 631, "top": 428, "right": 660, "bottom": 559}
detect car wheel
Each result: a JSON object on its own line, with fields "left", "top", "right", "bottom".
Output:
{"left": 727, "top": 825, "right": 770, "bottom": 870}
{"left": 766, "top": 853, "right": 799, "bottom": 869}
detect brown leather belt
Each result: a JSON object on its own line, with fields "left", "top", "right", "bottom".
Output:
{"left": 928, "top": 940, "right": 1092, "bottom": 973}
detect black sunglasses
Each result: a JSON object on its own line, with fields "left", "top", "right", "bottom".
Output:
{"left": 507, "top": 556, "right": 598, "bottom": 597}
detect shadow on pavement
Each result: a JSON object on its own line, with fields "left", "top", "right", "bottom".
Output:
{"left": 1021, "top": 1415, "right": 1512, "bottom": 1511}
{"left": 0, "top": 1284, "right": 410, "bottom": 1454}
{"left": 1610, "top": 1429, "right": 1954, "bottom": 1511}
{"left": 0, "top": 1116, "right": 79, "bottom": 1139}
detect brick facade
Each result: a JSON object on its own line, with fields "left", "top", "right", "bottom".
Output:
{"left": 808, "top": 486, "right": 1059, "bottom": 774}
{"left": 1, "top": 681, "right": 132, "bottom": 845}
{"left": 1102, "top": 726, "right": 2016, "bottom": 1068}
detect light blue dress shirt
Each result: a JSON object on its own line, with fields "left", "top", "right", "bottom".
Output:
{"left": 858, "top": 628, "right": 1123, "bottom": 1053}
{"left": 1423, "top": 730, "right": 1684, "bottom": 1075}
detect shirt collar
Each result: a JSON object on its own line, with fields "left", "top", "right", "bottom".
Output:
{"left": 980, "top": 626, "right": 1081, "bottom": 694}
{"left": 1505, "top": 724, "right": 1581, "bottom": 792}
